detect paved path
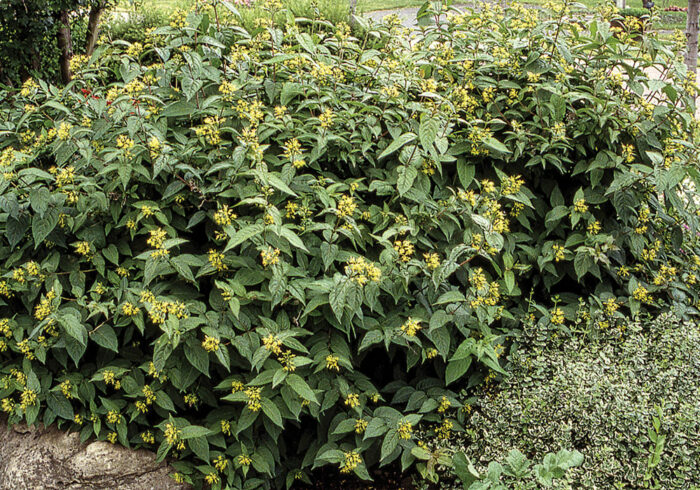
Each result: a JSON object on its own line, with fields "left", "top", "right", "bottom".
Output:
{"left": 363, "top": 3, "right": 471, "bottom": 26}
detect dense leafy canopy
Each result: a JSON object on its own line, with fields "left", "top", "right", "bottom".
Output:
{"left": 0, "top": 1, "right": 699, "bottom": 487}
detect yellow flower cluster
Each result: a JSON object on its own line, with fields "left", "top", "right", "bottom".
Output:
{"left": 34, "top": 289, "right": 57, "bottom": 321}
{"left": 164, "top": 422, "right": 182, "bottom": 445}
{"left": 236, "top": 99, "right": 265, "bottom": 127}
{"left": 550, "top": 307, "right": 565, "bottom": 325}
{"left": 573, "top": 199, "right": 588, "bottom": 214}
{"left": 202, "top": 335, "right": 220, "bottom": 352}
{"left": 213, "top": 205, "right": 237, "bottom": 226}
{"left": 345, "top": 393, "right": 360, "bottom": 409}
{"left": 139, "top": 291, "right": 189, "bottom": 325}
{"left": 552, "top": 244, "right": 565, "bottom": 262}
{"left": 394, "top": 240, "right": 414, "bottom": 262}
{"left": 319, "top": 108, "right": 334, "bottom": 129}
{"left": 245, "top": 387, "right": 262, "bottom": 412}
{"left": 423, "top": 253, "right": 441, "bottom": 270}
{"left": 632, "top": 285, "right": 652, "bottom": 303}
{"left": 116, "top": 135, "right": 135, "bottom": 158}
{"left": 336, "top": 195, "right": 356, "bottom": 218}
{"left": 437, "top": 396, "right": 451, "bottom": 413}
{"left": 194, "top": 116, "right": 225, "bottom": 145}
{"left": 340, "top": 451, "right": 362, "bottom": 474}
{"left": 325, "top": 354, "right": 340, "bottom": 371}
{"left": 141, "top": 431, "right": 155, "bottom": 444}
{"left": 354, "top": 418, "right": 368, "bottom": 434}
{"left": 344, "top": 257, "right": 381, "bottom": 285}
{"left": 208, "top": 249, "right": 227, "bottom": 272}
{"left": 219, "top": 80, "right": 237, "bottom": 101}
{"left": 260, "top": 247, "right": 280, "bottom": 267}
{"left": 397, "top": 420, "right": 413, "bottom": 439}
{"left": 237, "top": 454, "right": 252, "bottom": 466}
{"left": 501, "top": 175, "right": 524, "bottom": 195}
{"left": 121, "top": 302, "right": 140, "bottom": 316}
{"left": 400, "top": 317, "right": 421, "bottom": 337}
{"left": 20, "top": 78, "right": 39, "bottom": 97}
{"left": 169, "top": 8, "right": 187, "bottom": 28}
{"left": 468, "top": 126, "right": 492, "bottom": 156}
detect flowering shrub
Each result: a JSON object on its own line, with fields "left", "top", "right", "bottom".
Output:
{"left": 0, "top": 0, "right": 699, "bottom": 487}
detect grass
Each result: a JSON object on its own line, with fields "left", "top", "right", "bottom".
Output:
{"left": 120, "top": 0, "right": 688, "bottom": 30}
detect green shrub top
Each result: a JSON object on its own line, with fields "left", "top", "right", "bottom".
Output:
{"left": 0, "top": 1, "right": 699, "bottom": 487}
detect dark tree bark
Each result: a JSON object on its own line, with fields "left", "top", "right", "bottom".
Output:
{"left": 349, "top": 0, "right": 358, "bottom": 26}
{"left": 686, "top": 0, "right": 700, "bottom": 76}
{"left": 85, "top": 2, "right": 106, "bottom": 57}
{"left": 56, "top": 9, "right": 74, "bottom": 84}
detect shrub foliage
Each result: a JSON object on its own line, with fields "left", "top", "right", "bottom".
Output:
{"left": 0, "top": 1, "right": 699, "bottom": 487}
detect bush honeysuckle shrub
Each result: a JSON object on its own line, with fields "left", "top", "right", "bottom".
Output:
{"left": 1, "top": 0, "right": 700, "bottom": 487}
{"left": 437, "top": 314, "right": 700, "bottom": 488}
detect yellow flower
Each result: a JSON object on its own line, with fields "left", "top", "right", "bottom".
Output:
{"left": 202, "top": 335, "right": 220, "bottom": 352}
{"left": 437, "top": 396, "right": 451, "bottom": 413}
{"left": 164, "top": 422, "right": 181, "bottom": 445}
{"left": 237, "top": 454, "right": 252, "bottom": 466}
{"left": 550, "top": 307, "right": 565, "bottom": 325}
{"left": 423, "top": 253, "right": 440, "bottom": 270}
{"left": 632, "top": 285, "right": 652, "bottom": 303}
{"left": 208, "top": 249, "right": 227, "bottom": 272}
{"left": 260, "top": 247, "right": 281, "bottom": 267}
{"left": 213, "top": 205, "right": 237, "bottom": 226}
{"left": 319, "top": 108, "right": 334, "bottom": 128}
{"left": 245, "top": 387, "right": 262, "bottom": 412}
{"left": 344, "top": 393, "right": 360, "bottom": 409}
{"left": 325, "top": 354, "right": 340, "bottom": 371}
{"left": 354, "top": 418, "right": 368, "bottom": 434}
{"left": 74, "top": 241, "right": 91, "bottom": 256}
{"left": 552, "top": 244, "right": 565, "bottom": 262}
{"left": 573, "top": 199, "right": 588, "bottom": 214}
{"left": 400, "top": 317, "right": 421, "bottom": 337}
{"left": 60, "top": 380, "right": 73, "bottom": 399}
{"left": 340, "top": 450, "right": 362, "bottom": 474}
{"left": 213, "top": 455, "right": 228, "bottom": 472}
{"left": 393, "top": 240, "right": 414, "bottom": 262}
{"left": 397, "top": 420, "right": 413, "bottom": 440}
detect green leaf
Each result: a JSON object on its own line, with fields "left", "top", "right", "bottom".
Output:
{"left": 279, "top": 226, "right": 309, "bottom": 252}
{"left": 457, "top": 160, "right": 475, "bottom": 188}
{"left": 378, "top": 132, "right": 416, "bottom": 160}
{"left": 46, "top": 392, "right": 74, "bottom": 420}
{"left": 483, "top": 137, "right": 511, "bottom": 154}
{"left": 380, "top": 429, "right": 399, "bottom": 462}
{"left": 180, "top": 425, "right": 213, "bottom": 439}
{"left": 90, "top": 325, "right": 119, "bottom": 352}
{"left": 261, "top": 398, "right": 284, "bottom": 428}
{"left": 419, "top": 116, "right": 440, "bottom": 150}
{"left": 286, "top": 374, "right": 317, "bottom": 403}
{"left": 329, "top": 276, "right": 351, "bottom": 321}
{"left": 224, "top": 224, "right": 264, "bottom": 252}
{"left": 59, "top": 314, "right": 87, "bottom": 347}
{"left": 397, "top": 165, "right": 418, "bottom": 196}
{"left": 187, "top": 435, "right": 209, "bottom": 462}
{"left": 184, "top": 342, "right": 209, "bottom": 376}
{"left": 445, "top": 358, "right": 472, "bottom": 385}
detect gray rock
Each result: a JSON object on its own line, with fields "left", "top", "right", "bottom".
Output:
{"left": 0, "top": 418, "right": 189, "bottom": 490}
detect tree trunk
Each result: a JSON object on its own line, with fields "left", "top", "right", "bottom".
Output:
{"left": 686, "top": 0, "right": 700, "bottom": 76}
{"left": 56, "top": 10, "right": 74, "bottom": 84}
{"left": 85, "top": 3, "right": 105, "bottom": 57}
{"left": 349, "top": 0, "right": 358, "bottom": 26}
